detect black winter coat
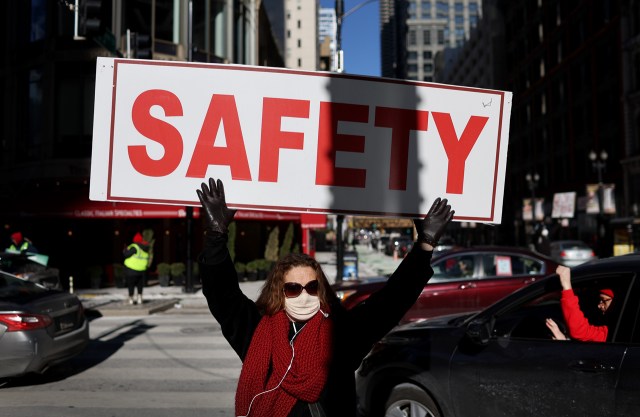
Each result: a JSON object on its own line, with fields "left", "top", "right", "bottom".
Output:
{"left": 199, "top": 235, "right": 434, "bottom": 416}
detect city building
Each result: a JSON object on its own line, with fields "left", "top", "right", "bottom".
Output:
{"left": 0, "top": 0, "right": 329, "bottom": 289}
{"left": 433, "top": 0, "right": 638, "bottom": 255}
{"left": 319, "top": 6, "right": 337, "bottom": 71}
{"left": 284, "top": 0, "right": 319, "bottom": 70}
{"left": 381, "top": 0, "right": 482, "bottom": 81}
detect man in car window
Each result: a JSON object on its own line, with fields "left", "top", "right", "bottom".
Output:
{"left": 546, "top": 265, "right": 613, "bottom": 342}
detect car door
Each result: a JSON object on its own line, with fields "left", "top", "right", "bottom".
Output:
{"left": 403, "top": 254, "right": 479, "bottom": 321}
{"left": 449, "top": 272, "right": 635, "bottom": 417}
{"left": 612, "top": 281, "right": 640, "bottom": 416}
{"left": 474, "top": 253, "right": 543, "bottom": 309}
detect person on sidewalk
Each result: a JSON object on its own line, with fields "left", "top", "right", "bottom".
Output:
{"left": 123, "top": 232, "right": 151, "bottom": 305}
{"left": 7, "top": 231, "right": 37, "bottom": 254}
{"left": 196, "top": 177, "right": 454, "bottom": 417}
{"left": 546, "top": 265, "right": 614, "bottom": 342}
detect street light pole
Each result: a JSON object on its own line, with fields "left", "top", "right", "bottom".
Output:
{"left": 525, "top": 172, "right": 540, "bottom": 249}
{"left": 525, "top": 172, "right": 540, "bottom": 221}
{"left": 332, "top": 0, "right": 378, "bottom": 281}
{"left": 589, "top": 149, "right": 608, "bottom": 239}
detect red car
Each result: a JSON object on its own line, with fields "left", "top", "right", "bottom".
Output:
{"left": 332, "top": 246, "right": 559, "bottom": 323}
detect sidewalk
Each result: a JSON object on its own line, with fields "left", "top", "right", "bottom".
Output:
{"left": 76, "top": 244, "right": 403, "bottom": 316}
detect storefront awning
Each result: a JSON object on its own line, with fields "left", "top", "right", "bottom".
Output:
{"left": 4, "top": 195, "right": 326, "bottom": 227}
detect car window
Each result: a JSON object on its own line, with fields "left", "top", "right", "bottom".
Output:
{"left": 0, "top": 271, "right": 48, "bottom": 298}
{"left": 433, "top": 255, "right": 475, "bottom": 279}
{"left": 491, "top": 273, "right": 635, "bottom": 342}
{"left": 0, "top": 255, "right": 45, "bottom": 275}
{"left": 482, "top": 254, "right": 544, "bottom": 277}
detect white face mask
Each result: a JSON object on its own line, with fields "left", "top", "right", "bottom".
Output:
{"left": 284, "top": 291, "right": 320, "bottom": 321}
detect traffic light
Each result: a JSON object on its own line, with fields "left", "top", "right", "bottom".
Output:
{"left": 134, "top": 33, "right": 151, "bottom": 59}
{"left": 78, "top": 0, "right": 102, "bottom": 37}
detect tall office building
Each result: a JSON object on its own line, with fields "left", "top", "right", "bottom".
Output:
{"left": 432, "top": 1, "right": 638, "bottom": 252}
{"left": 381, "top": 0, "right": 481, "bottom": 81}
{"left": 284, "top": 0, "right": 319, "bottom": 70}
{"left": 319, "top": 7, "right": 337, "bottom": 71}
{"left": 0, "top": 0, "right": 313, "bottom": 288}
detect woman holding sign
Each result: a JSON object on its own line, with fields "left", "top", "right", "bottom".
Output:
{"left": 196, "top": 178, "right": 454, "bottom": 417}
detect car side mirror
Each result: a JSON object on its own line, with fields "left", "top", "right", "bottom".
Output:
{"left": 466, "top": 318, "right": 492, "bottom": 346}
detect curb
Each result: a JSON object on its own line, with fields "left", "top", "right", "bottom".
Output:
{"left": 84, "top": 298, "right": 181, "bottom": 317}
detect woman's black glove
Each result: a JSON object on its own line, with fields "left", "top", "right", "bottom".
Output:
{"left": 414, "top": 198, "right": 454, "bottom": 247}
{"left": 196, "top": 178, "right": 237, "bottom": 234}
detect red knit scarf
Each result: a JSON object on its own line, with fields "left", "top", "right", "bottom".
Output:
{"left": 235, "top": 309, "right": 333, "bottom": 417}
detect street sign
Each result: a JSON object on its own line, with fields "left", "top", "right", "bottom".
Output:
{"left": 90, "top": 58, "right": 512, "bottom": 223}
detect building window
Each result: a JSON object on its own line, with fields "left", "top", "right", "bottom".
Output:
{"left": 424, "top": 76, "right": 433, "bottom": 82}
{"left": 191, "top": 0, "right": 229, "bottom": 61}
{"left": 298, "top": 20, "right": 301, "bottom": 28}
{"left": 422, "top": 1, "right": 431, "bottom": 18}
{"left": 408, "top": 51, "right": 418, "bottom": 60}
{"left": 298, "top": 39, "right": 301, "bottom": 47}
{"left": 298, "top": 58, "right": 302, "bottom": 67}
{"left": 455, "top": 2, "right": 463, "bottom": 13}
{"left": 408, "top": 64, "right": 418, "bottom": 72}
{"left": 154, "top": 0, "right": 176, "bottom": 43}
{"left": 436, "top": 1, "right": 448, "bottom": 18}
{"left": 469, "top": 2, "right": 479, "bottom": 14}
{"left": 409, "top": 30, "right": 417, "bottom": 45}
{"left": 423, "top": 50, "right": 432, "bottom": 59}
{"left": 438, "top": 29, "right": 444, "bottom": 45}
{"left": 423, "top": 63, "right": 433, "bottom": 72}
{"left": 30, "top": 0, "right": 46, "bottom": 42}
{"left": 455, "top": 15, "right": 464, "bottom": 25}
{"left": 123, "top": 0, "right": 152, "bottom": 39}
{"left": 287, "top": 30, "right": 291, "bottom": 38}
{"left": 423, "top": 29, "right": 431, "bottom": 45}
{"left": 27, "top": 68, "right": 44, "bottom": 161}
{"left": 409, "top": 2, "right": 417, "bottom": 18}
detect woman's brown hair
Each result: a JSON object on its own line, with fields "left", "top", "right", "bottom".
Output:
{"left": 255, "top": 253, "right": 337, "bottom": 316}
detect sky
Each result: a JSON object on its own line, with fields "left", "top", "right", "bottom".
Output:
{"left": 319, "top": 0, "right": 381, "bottom": 77}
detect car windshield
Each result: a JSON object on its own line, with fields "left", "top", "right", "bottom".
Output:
{"left": 0, "top": 255, "right": 46, "bottom": 275}
{"left": 0, "top": 272, "right": 48, "bottom": 299}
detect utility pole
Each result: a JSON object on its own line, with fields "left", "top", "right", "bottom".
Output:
{"left": 334, "top": 0, "right": 345, "bottom": 282}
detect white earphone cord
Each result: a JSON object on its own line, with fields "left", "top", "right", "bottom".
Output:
{"left": 237, "top": 324, "right": 303, "bottom": 417}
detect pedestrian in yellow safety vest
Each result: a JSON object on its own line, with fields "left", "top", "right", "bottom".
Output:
{"left": 6, "top": 231, "right": 37, "bottom": 254}
{"left": 123, "top": 232, "right": 150, "bottom": 305}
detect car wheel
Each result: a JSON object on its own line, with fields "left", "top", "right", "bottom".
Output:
{"left": 384, "top": 383, "right": 441, "bottom": 417}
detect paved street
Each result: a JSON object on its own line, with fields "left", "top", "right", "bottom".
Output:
{"left": 0, "top": 246, "right": 404, "bottom": 416}
{"left": 2, "top": 313, "right": 239, "bottom": 417}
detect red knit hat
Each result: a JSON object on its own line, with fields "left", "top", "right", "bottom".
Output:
{"left": 600, "top": 288, "right": 614, "bottom": 299}
{"left": 11, "top": 232, "right": 22, "bottom": 243}
{"left": 133, "top": 233, "right": 144, "bottom": 243}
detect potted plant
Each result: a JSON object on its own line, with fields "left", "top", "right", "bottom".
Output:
{"left": 170, "top": 262, "right": 186, "bottom": 286}
{"left": 256, "top": 258, "right": 272, "bottom": 280}
{"left": 235, "top": 261, "right": 247, "bottom": 282}
{"left": 157, "top": 262, "right": 171, "bottom": 287}
{"left": 87, "top": 265, "right": 103, "bottom": 289}
{"left": 112, "top": 263, "right": 126, "bottom": 288}
{"left": 245, "top": 260, "right": 259, "bottom": 281}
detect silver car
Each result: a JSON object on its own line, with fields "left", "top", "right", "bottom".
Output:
{"left": 549, "top": 240, "right": 596, "bottom": 267}
{"left": 0, "top": 270, "right": 89, "bottom": 380}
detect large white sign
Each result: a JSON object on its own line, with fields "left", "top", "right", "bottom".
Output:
{"left": 90, "top": 58, "right": 512, "bottom": 223}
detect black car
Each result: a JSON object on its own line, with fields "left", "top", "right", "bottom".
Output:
{"left": 356, "top": 254, "right": 640, "bottom": 417}
{"left": 0, "top": 252, "right": 60, "bottom": 289}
